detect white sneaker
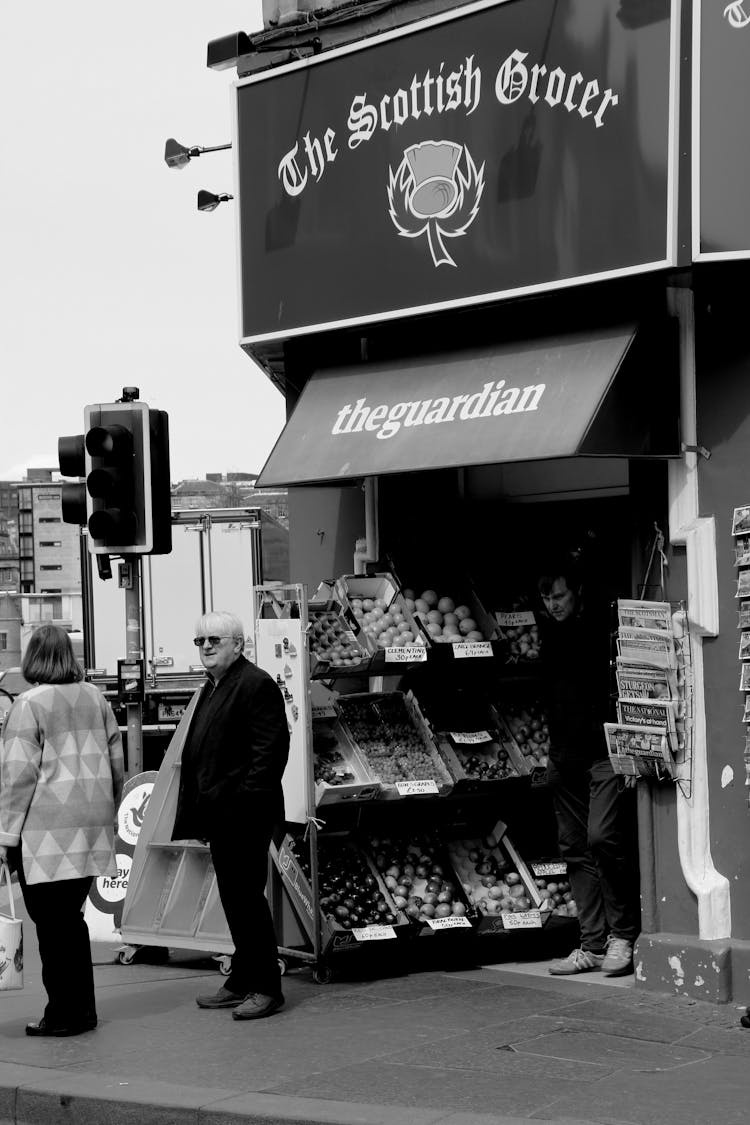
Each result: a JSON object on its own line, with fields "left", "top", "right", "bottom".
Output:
{"left": 602, "top": 936, "right": 634, "bottom": 977}
{"left": 548, "top": 948, "right": 605, "bottom": 975}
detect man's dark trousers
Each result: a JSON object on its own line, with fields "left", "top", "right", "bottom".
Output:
{"left": 546, "top": 758, "right": 640, "bottom": 953}
{"left": 209, "top": 805, "right": 282, "bottom": 1000}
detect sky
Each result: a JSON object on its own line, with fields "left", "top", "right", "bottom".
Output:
{"left": 0, "top": 2, "right": 285, "bottom": 484}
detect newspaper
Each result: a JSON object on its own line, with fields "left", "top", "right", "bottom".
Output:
{"left": 616, "top": 627, "right": 676, "bottom": 670}
{"left": 603, "top": 722, "right": 675, "bottom": 779}
{"left": 617, "top": 599, "right": 673, "bottom": 632}
{"left": 739, "top": 601, "right": 750, "bottom": 630}
{"left": 616, "top": 664, "right": 678, "bottom": 701}
{"left": 616, "top": 698, "right": 677, "bottom": 732}
{"left": 732, "top": 505, "right": 750, "bottom": 537}
{"left": 735, "top": 537, "right": 750, "bottom": 567}
{"left": 737, "top": 570, "right": 750, "bottom": 599}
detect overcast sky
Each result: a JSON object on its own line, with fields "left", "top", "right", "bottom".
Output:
{"left": 0, "top": 2, "right": 285, "bottom": 484}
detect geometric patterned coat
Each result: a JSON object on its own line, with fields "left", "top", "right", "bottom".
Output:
{"left": 0, "top": 681, "right": 124, "bottom": 884}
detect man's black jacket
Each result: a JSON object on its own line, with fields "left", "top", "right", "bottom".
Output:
{"left": 172, "top": 655, "right": 289, "bottom": 840}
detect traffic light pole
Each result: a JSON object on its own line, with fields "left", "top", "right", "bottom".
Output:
{"left": 123, "top": 555, "right": 144, "bottom": 776}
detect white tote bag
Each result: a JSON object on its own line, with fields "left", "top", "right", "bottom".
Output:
{"left": 0, "top": 864, "right": 23, "bottom": 990}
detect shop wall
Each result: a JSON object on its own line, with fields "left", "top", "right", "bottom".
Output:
{"left": 693, "top": 270, "right": 750, "bottom": 940}
{"left": 287, "top": 485, "right": 365, "bottom": 594}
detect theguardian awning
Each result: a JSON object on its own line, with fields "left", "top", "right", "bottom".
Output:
{"left": 256, "top": 323, "right": 679, "bottom": 488}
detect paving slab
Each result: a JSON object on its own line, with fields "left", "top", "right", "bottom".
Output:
{"left": 534, "top": 1050, "right": 750, "bottom": 1125}
{"left": 263, "top": 1059, "right": 585, "bottom": 1118}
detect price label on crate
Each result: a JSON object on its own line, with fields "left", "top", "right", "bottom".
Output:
{"left": 531, "top": 862, "right": 567, "bottom": 877}
{"left": 351, "top": 924, "right": 397, "bottom": 941}
{"left": 452, "top": 641, "right": 493, "bottom": 659}
{"left": 395, "top": 779, "right": 440, "bottom": 796}
{"left": 385, "top": 646, "right": 428, "bottom": 663}
{"left": 425, "top": 915, "right": 472, "bottom": 930}
{"left": 450, "top": 731, "right": 493, "bottom": 744}
{"left": 495, "top": 610, "right": 536, "bottom": 627}
{"left": 501, "top": 910, "right": 543, "bottom": 930}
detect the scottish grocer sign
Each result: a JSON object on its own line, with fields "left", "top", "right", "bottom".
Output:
{"left": 693, "top": 0, "right": 750, "bottom": 258}
{"left": 235, "top": 0, "right": 677, "bottom": 344}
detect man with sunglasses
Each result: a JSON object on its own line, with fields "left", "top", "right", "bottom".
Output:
{"left": 172, "top": 611, "right": 289, "bottom": 1020}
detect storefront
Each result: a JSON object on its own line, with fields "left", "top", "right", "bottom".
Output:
{"left": 224, "top": 0, "right": 750, "bottom": 1002}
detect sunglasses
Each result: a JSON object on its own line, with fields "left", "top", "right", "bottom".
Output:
{"left": 192, "top": 635, "right": 233, "bottom": 648}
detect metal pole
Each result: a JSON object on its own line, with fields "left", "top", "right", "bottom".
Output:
{"left": 123, "top": 555, "right": 144, "bottom": 776}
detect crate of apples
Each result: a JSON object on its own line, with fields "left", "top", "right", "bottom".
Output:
{"left": 530, "top": 863, "right": 578, "bottom": 918}
{"left": 448, "top": 834, "right": 545, "bottom": 933}
{"left": 497, "top": 700, "right": 551, "bottom": 768}
{"left": 367, "top": 834, "right": 474, "bottom": 931}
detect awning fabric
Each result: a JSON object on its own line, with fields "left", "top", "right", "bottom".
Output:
{"left": 255, "top": 323, "right": 678, "bottom": 488}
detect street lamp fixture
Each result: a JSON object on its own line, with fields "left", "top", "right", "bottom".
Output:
{"left": 197, "top": 190, "right": 234, "bottom": 213}
{"left": 164, "top": 138, "right": 231, "bottom": 170}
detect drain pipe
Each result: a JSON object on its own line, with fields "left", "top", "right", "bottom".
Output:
{"left": 354, "top": 477, "right": 379, "bottom": 575}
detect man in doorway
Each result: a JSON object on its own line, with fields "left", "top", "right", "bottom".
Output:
{"left": 172, "top": 611, "right": 289, "bottom": 1018}
{"left": 536, "top": 557, "right": 639, "bottom": 976}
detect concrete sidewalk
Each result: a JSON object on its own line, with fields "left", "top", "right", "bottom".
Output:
{"left": 1, "top": 889, "right": 749, "bottom": 1125}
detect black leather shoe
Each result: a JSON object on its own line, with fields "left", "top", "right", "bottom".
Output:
{"left": 195, "top": 985, "right": 248, "bottom": 1009}
{"left": 231, "top": 993, "right": 284, "bottom": 1020}
{"left": 26, "top": 1017, "right": 97, "bottom": 1037}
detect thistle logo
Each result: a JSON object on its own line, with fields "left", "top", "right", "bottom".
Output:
{"left": 387, "top": 140, "right": 485, "bottom": 268}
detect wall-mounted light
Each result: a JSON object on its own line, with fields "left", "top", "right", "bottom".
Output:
{"left": 164, "top": 138, "right": 231, "bottom": 170}
{"left": 206, "top": 31, "right": 254, "bottom": 71}
{"left": 197, "top": 190, "right": 234, "bottom": 213}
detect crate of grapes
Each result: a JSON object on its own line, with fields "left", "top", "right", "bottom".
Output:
{"left": 312, "top": 717, "right": 381, "bottom": 806}
{"left": 336, "top": 690, "right": 454, "bottom": 799}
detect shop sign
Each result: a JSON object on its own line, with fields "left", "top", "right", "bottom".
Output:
{"left": 235, "top": 0, "right": 678, "bottom": 345}
{"left": 693, "top": 1, "right": 750, "bottom": 258}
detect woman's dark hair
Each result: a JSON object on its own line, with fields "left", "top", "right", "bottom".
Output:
{"left": 21, "top": 625, "right": 83, "bottom": 685}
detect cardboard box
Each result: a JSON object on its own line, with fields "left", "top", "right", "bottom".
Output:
{"left": 273, "top": 834, "right": 409, "bottom": 957}
{"left": 335, "top": 572, "right": 431, "bottom": 651}
{"left": 313, "top": 717, "right": 381, "bottom": 806}
{"left": 438, "top": 732, "right": 527, "bottom": 792}
{"left": 308, "top": 598, "right": 372, "bottom": 673}
{"left": 337, "top": 690, "right": 454, "bottom": 798}
{"left": 527, "top": 859, "right": 577, "bottom": 921}
{"left": 447, "top": 823, "right": 548, "bottom": 935}
{"left": 359, "top": 831, "right": 476, "bottom": 936}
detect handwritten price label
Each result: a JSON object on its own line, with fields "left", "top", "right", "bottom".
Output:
{"left": 452, "top": 641, "right": 493, "bottom": 659}
{"left": 351, "top": 925, "right": 396, "bottom": 942}
{"left": 501, "top": 910, "right": 543, "bottom": 930}
{"left": 450, "top": 731, "right": 493, "bottom": 744}
{"left": 425, "top": 915, "right": 472, "bottom": 930}
{"left": 495, "top": 611, "right": 536, "bottom": 627}
{"left": 395, "top": 780, "right": 439, "bottom": 796}
{"left": 531, "top": 862, "right": 567, "bottom": 877}
{"left": 384, "top": 646, "right": 428, "bottom": 663}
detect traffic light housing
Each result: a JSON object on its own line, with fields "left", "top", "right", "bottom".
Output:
{"left": 58, "top": 400, "right": 172, "bottom": 556}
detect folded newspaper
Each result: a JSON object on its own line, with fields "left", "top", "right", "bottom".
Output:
{"left": 616, "top": 663, "right": 678, "bottom": 700}
{"left": 617, "top": 599, "right": 673, "bottom": 632}
{"left": 617, "top": 626, "right": 676, "bottom": 670}
{"left": 616, "top": 698, "right": 677, "bottom": 731}
{"left": 603, "top": 722, "right": 676, "bottom": 779}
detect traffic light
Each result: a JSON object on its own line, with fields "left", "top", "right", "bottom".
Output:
{"left": 58, "top": 399, "right": 172, "bottom": 556}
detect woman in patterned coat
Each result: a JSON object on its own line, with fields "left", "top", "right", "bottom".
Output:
{"left": 0, "top": 625, "right": 123, "bottom": 1037}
